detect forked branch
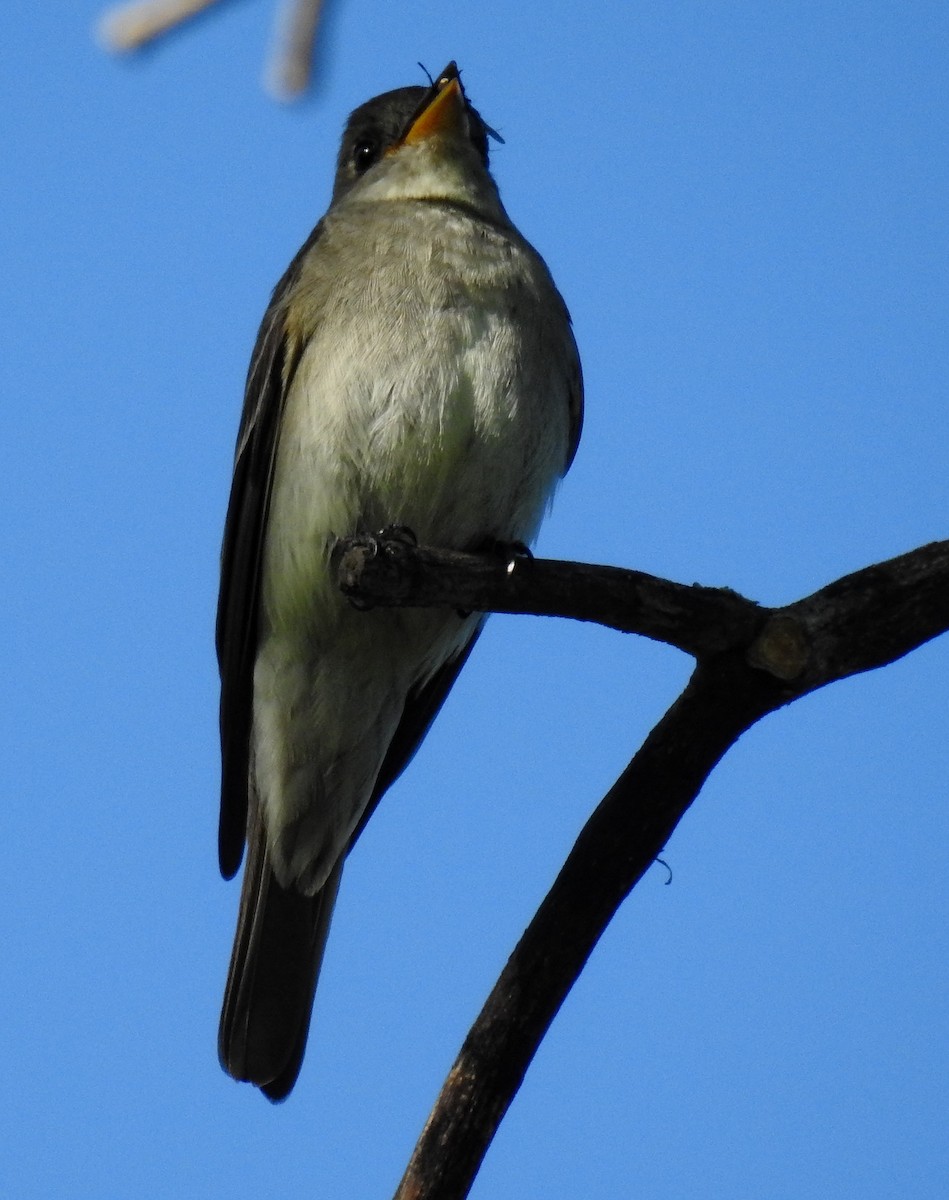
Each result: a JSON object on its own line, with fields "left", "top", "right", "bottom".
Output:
{"left": 332, "top": 535, "right": 949, "bottom": 1200}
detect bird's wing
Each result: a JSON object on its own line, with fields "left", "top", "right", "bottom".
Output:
{"left": 215, "top": 225, "right": 322, "bottom": 879}
{"left": 563, "top": 314, "right": 585, "bottom": 473}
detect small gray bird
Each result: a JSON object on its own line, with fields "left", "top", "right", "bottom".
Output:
{"left": 216, "top": 62, "right": 583, "bottom": 1100}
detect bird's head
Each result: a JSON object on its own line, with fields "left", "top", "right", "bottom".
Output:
{"left": 330, "top": 63, "right": 504, "bottom": 219}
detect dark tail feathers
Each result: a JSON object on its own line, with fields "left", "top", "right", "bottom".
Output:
{"left": 218, "top": 819, "right": 342, "bottom": 1102}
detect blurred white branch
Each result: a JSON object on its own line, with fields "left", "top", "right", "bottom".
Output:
{"left": 98, "top": 0, "right": 230, "bottom": 51}
{"left": 266, "top": 0, "right": 325, "bottom": 99}
{"left": 97, "top": 0, "right": 327, "bottom": 99}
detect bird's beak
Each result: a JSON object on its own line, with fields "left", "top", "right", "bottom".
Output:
{"left": 400, "top": 63, "right": 468, "bottom": 146}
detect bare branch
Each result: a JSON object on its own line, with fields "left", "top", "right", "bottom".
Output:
{"left": 346, "top": 536, "right": 949, "bottom": 1200}
{"left": 98, "top": 0, "right": 229, "bottom": 51}
{"left": 265, "top": 0, "right": 325, "bottom": 100}
{"left": 333, "top": 539, "right": 765, "bottom": 658}
{"left": 782, "top": 540, "right": 949, "bottom": 685}
{"left": 99, "top": 0, "right": 327, "bottom": 101}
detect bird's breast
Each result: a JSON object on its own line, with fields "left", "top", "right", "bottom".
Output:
{"left": 263, "top": 205, "right": 573, "bottom": 633}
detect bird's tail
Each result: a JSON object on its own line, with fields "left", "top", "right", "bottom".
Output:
{"left": 218, "top": 815, "right": 342, "bottom": 1102}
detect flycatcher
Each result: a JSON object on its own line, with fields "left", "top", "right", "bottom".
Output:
{"left": 216, "top": 62, "right": 583, "bottom": 1100}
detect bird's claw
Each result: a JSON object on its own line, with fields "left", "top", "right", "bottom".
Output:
{"left": 377, "top": 524, "right": 419, "bottom": 549}
{"left": 340, "top": 524, "right": 418, "bottom": 562}
{"left": 335, "top": 527, "right": 418, "bottom": 611}
{"left": 474, "top": 536, "right": 532, "bottom": 562}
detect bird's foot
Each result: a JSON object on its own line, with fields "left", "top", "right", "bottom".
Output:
{"left": 472, "top": 536, "right": 533, "bottom": 565}
{"left": 453, "top": 537, "right": 533, "bottom": 618}
{"left": 334, "top": 526, "right": 419, "bottom": 611}
{"left": 376, "top": 523, "right": 419, "bottom": 549}
{"left": 341, "top": 524, "right": 418, "bottom": 560}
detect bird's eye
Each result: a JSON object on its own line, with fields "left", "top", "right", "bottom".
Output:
{"left": 352, "top": 138, "right": 380, "bottom": 174}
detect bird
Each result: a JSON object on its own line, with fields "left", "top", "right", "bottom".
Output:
{"left": 216, "top": 61, "right": 583, "bottom": 1101}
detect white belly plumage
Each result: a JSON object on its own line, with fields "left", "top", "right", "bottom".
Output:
{"left": 252, "top": 210, "right": 573, "bottom": 893}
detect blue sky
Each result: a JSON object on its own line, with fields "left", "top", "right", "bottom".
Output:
{"left": 2, "top": 2, "right": 947, "bottom": 1196}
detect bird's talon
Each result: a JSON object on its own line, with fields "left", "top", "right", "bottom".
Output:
{"left": 378, "top": 524, "right": 418, "bottom": 552}
{"left": 473, "top": 536, "right": 532, "bottom": 561}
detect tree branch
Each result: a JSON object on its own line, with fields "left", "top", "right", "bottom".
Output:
{"left": 98, "top": 0, "right": 229, "bottom": 51}
{"left": 330, "top": 536, "right": 949, "bottom": 1200}
{"left": 98, "top": 0, "right": 328, "bottom": 100}
{"left": 265, "top": 0, "right": 325, "bottom": 99}
{"left": 334, "top": 539, "right": 765, "bottom": 658}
